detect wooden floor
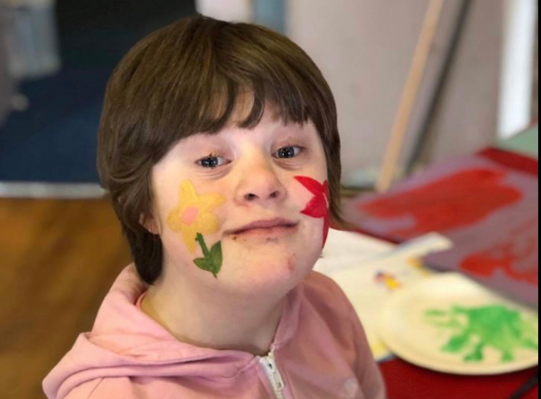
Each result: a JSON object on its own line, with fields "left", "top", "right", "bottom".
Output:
{"left": 0, "top": 199, "right": 131, "bottom": 399}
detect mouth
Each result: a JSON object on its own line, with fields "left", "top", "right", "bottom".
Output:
{"left": 227, "top": 219, "right": 300, "bottom": 237}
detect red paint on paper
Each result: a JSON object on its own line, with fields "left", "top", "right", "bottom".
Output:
{"left": 461, "top": 219, "right": 539, "bottom": 286}
{"left": 358, "top": 169, "right": 523, "bottom": 239}
{"left": 295, "top": 176, "right": 331, "bottom": 247}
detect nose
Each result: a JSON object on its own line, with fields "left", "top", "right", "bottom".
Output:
{"left": 235, "top": 155, "right": 287, "bottom": 206}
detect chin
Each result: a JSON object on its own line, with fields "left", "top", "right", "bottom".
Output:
{"left": 219, "top": 242, "right": 318, "bottom": 295}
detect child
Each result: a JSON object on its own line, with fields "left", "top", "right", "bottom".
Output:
{"left": 43, "top": 16, "right": 387, "bottom": 399}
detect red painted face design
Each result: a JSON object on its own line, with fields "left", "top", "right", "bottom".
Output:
{"left": 295, "top": 176, "right": 331, "bottom": 248}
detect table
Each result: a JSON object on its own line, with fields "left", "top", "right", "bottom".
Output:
{"left": 378, "top": 126, "right": 539, "bottom": 399}
{"left": 380, "top": 359, "right": 538, "bottom": 399}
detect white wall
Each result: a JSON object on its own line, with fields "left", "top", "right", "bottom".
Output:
{"left": 420, "top": 0, "right": 504, "bottom": 165}
{"left": 196, "top": 0, "right": 253, "bottom": 22}
{"left": 288, "top": 0, "right": 504, "bottom": 186}
{"left": 498, "top": 0, "right": 538, "bottom": 139}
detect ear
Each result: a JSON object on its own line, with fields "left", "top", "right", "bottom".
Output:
{"left": 140, "top": 213, "right": 160, "bottom": 235}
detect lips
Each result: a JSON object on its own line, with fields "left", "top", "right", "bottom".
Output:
{"left": 227, "top": 218, "right": 299, "bottom": 236}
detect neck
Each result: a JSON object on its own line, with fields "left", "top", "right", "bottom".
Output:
{"left": 141, "top": 267, "right": 287, "bottom": 356}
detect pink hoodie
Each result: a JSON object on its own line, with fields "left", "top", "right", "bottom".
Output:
{"left": 43, "top": 265, "right": 387, "bottom": 399}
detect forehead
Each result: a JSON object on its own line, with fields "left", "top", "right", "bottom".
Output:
{"left": 183, "top": 102, "right": 316, "bottom": 147}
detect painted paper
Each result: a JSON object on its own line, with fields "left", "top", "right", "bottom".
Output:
{"left": 346, "top": 150, "right": 539, "bottom": 307}
{"left": 357, "top": 168, "right": 522, "bottom": 239}
{"left": 425, "top": 305, "right": 539, "bottom": 363}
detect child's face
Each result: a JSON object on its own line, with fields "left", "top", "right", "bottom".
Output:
{"left": 148, "top": 109, "right": 330, "bottom": 296}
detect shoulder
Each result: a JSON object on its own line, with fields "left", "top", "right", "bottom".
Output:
{"left": 56, "top": 378, "right": 102, "bottom": 399}
{"left": 61, "top": 378, "right": 137, "bottom": 399}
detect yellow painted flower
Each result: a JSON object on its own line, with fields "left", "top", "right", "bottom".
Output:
{"left": 167, "top": 181, "right": 226, "bottom": 253}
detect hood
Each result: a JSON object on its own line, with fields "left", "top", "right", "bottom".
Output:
{"left": 43, "top": 265, "right": 303, "bottom": 399}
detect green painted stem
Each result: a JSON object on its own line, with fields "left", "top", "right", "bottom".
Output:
{"left": 196, "top": 233, "right": 211, "bottom": 258}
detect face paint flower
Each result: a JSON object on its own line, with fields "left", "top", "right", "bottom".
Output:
{"left": 295, "top": 176, "right": 331, "bottom": 248}
{"left": 167, "top": 181, "right": 226, "bottom": 253}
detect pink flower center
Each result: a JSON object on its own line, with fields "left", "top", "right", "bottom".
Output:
{"left": 182, "top": 206, "right": 200, "bottom": 226}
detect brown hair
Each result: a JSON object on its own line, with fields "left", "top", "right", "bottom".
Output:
{"left": 98, "top": 16, "right": 343, "bottom": 284}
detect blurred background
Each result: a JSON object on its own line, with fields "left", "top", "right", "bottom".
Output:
{"left": 0, "top": 0, "right": 199, "bottom": 193}
{"left": 0, "top": 0, "right": 538, "bottom": 193}
{"left": 0, "top": 1, "right": 538, "bottom": 399}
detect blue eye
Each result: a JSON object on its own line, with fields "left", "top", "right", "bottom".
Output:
{"left": 197, "top": 155, "right": 227, "bottom": 169}
{"left": 275, "top": 146, "right": 304, "bottom": 159}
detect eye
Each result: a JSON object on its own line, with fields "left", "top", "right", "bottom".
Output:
{"left": 275, "top": 146, "right": 304, "bottom": 160}
{"left": 197, "top": 154, "right": 228, "bottom": 169}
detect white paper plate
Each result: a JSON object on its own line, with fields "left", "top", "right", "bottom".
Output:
{"left": 378, "top": 273, "right": 539, "bottom": 375}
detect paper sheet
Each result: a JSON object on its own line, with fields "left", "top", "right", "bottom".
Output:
{"left": 316, "top": 231, "right": 454, "bottom": 361}
{"left": 315, "top": 229, "right": 394, "bottom": 275}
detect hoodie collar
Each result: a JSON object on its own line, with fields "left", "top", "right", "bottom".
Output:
{"left": 44, "top": 265, "right": 305, "bottom": 399}
{"left": 91, "top": 265, "right": 303, "bottom": 361}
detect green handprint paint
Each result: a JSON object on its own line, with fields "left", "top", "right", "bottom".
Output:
{"left": 425, "top": 305, "right": 539, "bottom": 363}
{"left": 193, "top": 233, "right": 223, "bottom": 279}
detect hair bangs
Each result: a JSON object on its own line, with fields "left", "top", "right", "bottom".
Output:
{"left": 181, "top": 73, "right": 316, "bottom": 138}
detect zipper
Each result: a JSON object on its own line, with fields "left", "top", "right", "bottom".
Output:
{"left": 258, "top": 350, "right": 286, "bottom": 399}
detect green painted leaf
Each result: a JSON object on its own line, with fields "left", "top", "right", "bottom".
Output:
{"left": 194, "top": 258, "right": 210, "bottom": 271}
{"left": 193, "top": 238, "right": 222, "bottom": 278}
{"left": 210, "top": 242, "right": 223, "bottom": 278}
{"left": 211, "top": 242, "right": 223, "bottom": 266}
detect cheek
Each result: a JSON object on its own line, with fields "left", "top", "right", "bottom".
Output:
{"left": 292, "top": 175, "right": 331, "bottom": 247}
{"left": 160, "top": 232, "right": 193, "bottom": 268}
{"left": 301, "top": 215, "right": 329, "bottom": 249}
